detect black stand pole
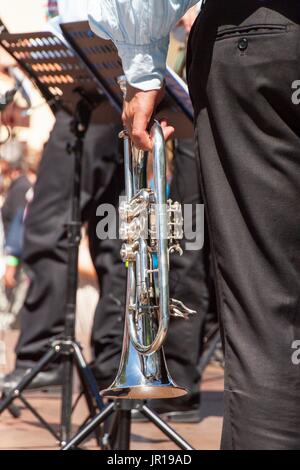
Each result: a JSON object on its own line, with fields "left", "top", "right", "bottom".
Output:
{"left": 0, "top": 95, "right": 105, "bottom": 447}
{"left": 62, "top": 400, "right": 194, "bottom": 451}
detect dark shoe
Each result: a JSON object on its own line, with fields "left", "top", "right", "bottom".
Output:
{"left": 1, "top": 367, "right": 63, "bottom": 394}
{"left": 132, "top": 394, "right": 202, "bottom": 424}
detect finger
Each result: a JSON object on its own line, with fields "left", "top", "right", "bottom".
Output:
{"left": 162, "top": 126, "right": 175, "bottom": 142}
{"left": 123, "top": 107, "right": 150, "bottom": 150}
{"left": 122, "top": 108, "right": 133, "bottom": 135}
{"left": 132, "top": 129, "right": 152, "bottom": 151}
{"left": 159, "top": 120, "right": 175, "bottom": 141}
{"left": 122, "top": 110, "right": 126, "bottom": 127}
{"left": 131, "top": 110, "right": 152, "bottom": 151}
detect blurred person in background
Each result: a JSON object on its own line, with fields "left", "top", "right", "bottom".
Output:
{"left": 3, "top": 152, "right": 37, "bottom": 291}
{"left": 0, "top": 145, "right": 37, "bottom": 319}
{"left": 0, "top": 159, "right": 9, "bottom": 312}
{"left": 76, "top": 227, "right": 99, "bottom": 339}
{"left": 1, "top": 142, "right": 31, "bottom": 241}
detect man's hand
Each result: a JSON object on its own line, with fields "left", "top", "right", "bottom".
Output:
{"left": 122, "top": 84, "right": 175, "bottom": 151}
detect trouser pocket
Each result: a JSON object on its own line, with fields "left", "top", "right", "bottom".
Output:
{"left": 215, "top": 23, "right": 287, "bottom": 41}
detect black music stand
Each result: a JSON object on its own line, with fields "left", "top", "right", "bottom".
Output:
{"left": 59, "top": 21, "right": 194, "bottom": 451}
{"left": 0, "top": 30, "right": 118, "bottom": 447}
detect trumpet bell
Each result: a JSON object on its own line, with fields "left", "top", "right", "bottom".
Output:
{"left": 101, "top": 326, "right": 187, "bottom": 400}
{"left": 101, "top": 385, "right": 186, "bottom": 400}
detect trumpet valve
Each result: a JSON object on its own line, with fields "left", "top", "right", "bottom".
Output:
{"left": 119, "top": 201, "right": 132, "bottom": 221}
{"left": 119, "top": 193, "right": 150, "bottom": 222}
{"left": 120, "top": 243, "right": 137, "bottom": 263}
{"left": 120, "top": 217, "right": 147, "bottom": 242}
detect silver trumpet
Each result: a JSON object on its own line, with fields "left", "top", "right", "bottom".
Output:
{"left": 101, "top": 79, "right": 196, "bottom": 400}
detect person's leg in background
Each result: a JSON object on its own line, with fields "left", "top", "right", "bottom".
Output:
{"left": 2, "top": 109, "right": 122, "bottom": 389}
{"left": 88, "top": 232, "right": 125, "bottom": 391}
{"left": 13, "top": 110, "right": 74, "bottom": 377}
{"left": 188, "top": 0, "right": 300, "bottom": 449}
{"left": 86, "top": 124, "right": 126, "bottom": 390}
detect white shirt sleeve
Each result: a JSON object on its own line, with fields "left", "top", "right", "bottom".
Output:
{"left": 88, "top": 0, "right": 201, "bottom": 91}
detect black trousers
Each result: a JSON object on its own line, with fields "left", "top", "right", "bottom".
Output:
{"left": 188, "top": 0, "right": 300, "bottom": 449}
{"left": 15, "top": 111, "right": 125, "bottom": 370}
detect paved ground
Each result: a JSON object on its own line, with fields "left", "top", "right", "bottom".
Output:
{"left": 0, "top": 330, "right": 224, "bottom": 450}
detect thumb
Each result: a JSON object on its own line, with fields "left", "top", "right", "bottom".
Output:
{"left": 160, "top": 120, "right": 175, "bottom": 142}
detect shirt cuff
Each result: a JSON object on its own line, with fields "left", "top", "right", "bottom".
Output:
{"left": 116, "top": 36, "right": 170, "bottom": 91}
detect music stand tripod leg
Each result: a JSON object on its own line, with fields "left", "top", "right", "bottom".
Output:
{"left": 110, "top": 409, "right": 131, "bottom": 450}
{"left": 60, "top": 95, "right": 96, "bottom": 446}
{"left": 0, "top": 347, "right": 58, "bottom": 414}
{"left": 72, "top": 342, "right": 104, "bottom": 446}
{"left": 63, "top": 399, "right": 195, "bottom": 451}
{"left": 105, "top": 401, "right": 133, "bottom": 451}
{"left": 108, "top": 401, "right": 193, "bottom": 451}
{"left": 72, "top": 342, "right": 104, "bottom": 411}
{"left": 141, "top": 405, "right": 195, "bottom": 451}
{"left": 62, "top": 402, "right": 116, "bottom": 450}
